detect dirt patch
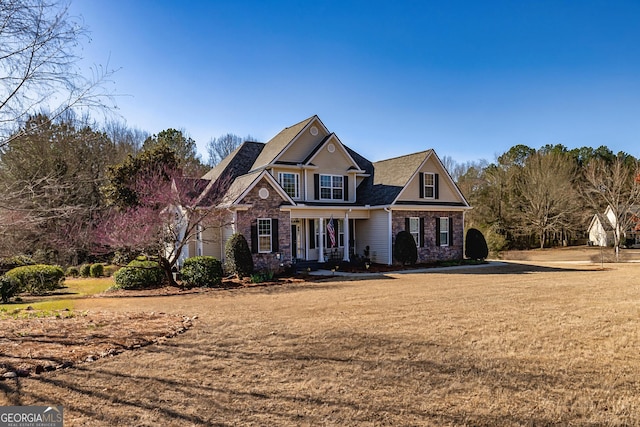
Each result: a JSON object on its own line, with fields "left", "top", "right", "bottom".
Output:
{"left": 0, "top": 310, "right": 194, "bottom": 378}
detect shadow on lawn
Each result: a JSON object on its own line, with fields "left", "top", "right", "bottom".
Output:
{"left": 435, "top": 261, "right": 604, "bottom": 275}
{"left": 3, "top": 329, "right": 628, "bottom": 426}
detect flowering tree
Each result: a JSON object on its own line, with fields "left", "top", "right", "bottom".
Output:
{"left": 97, "top": 145, "right": 229, "bottom": 286}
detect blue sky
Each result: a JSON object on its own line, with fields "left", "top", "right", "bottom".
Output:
{"left": 69, "top": 0, "right": 640, "bottom": 165}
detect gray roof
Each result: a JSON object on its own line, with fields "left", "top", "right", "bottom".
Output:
{"left": 198, "top": 141, "right": 265, "bottom": 207}
{"left": 356, "top": 150, "right": 432, "bottom": 206}
{"left": 249, "top": 116, "right": 315, "bottom": 171}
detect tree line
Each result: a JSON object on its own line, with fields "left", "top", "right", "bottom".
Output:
{"left": 445, "top": 144, "right": 640, "bottom": 252}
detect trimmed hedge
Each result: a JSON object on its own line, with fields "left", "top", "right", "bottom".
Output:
{"left": 65, "top": 266, "right": 80, "bottom": 277}
{"left": 465, "top": 228, "right": 489, "bottom": 260}
{"left": 5, "top": 264, "right": 65, "bottom": 295}
{"left": 90, "top": 263, "right": 104, "bottom": 278}
{"left": 394, "top": 230, "right": 418, "bottom": 265}
{"left": 80, "top": 264, "right": 91, "bottom": 278}
{"left": 113, "top": 260, "right": 163, "bottom": 290}
{"left": 0, "top": 255, "right": 35, "bottom": 275}
{"left": 181, "top": 256, "right": 223, "bottom": 288}
{"left": 225, "top": 233, "right": 253, "bottom": 278}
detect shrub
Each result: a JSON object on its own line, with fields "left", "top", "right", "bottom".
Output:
{"left": 465, "top": 228, "right": 489, "bottom": 260}
{"left": 250, "top": 270, "right": 274, "bottom": 284}
{"left": 394, "top": 230, "right": 418, "bottom": 265}
{"left": 65, "top": 266, "right": 79, "bottom": 277}
{"left": 103, "top": 265, "right": 120, "bottom": 277}
{"left": 0, "top": 255, "right": 35, "bottom": 275}
{"left": 80, "top": 264, "right": 91, "bottom": 277}
{"left": 225, "top": 233, "right": 254, "bottom": 278}
{"left": 5, "top": 264, "right": 65, "bottom": 295}
{"left": 0, "top": 276, "right": 20, "bottom": 303}
{"left": 113, "top": 260, "right": 164, "bottom": 290}
{"left": 90, "top": 263, "right": 104, "bottom": 278}
{"left": 181, "top": 256, "right": 223, "bottom": 288}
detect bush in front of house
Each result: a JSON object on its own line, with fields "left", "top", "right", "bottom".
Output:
{"left": 0, "top": 276, "right": 20, "bottom": 303}
{"left": 5, "top": 264, "right": 65, "bottom": 295}
{"left": 90, "top": 263, "right": 104, "bottom": 278}
{"left": 225, "top": 233, "right": 254, "bottom": 278}
{"left": 180, "top": 256, "right": 224, "bottom": 288}
{"left": 394, "top": 230, "right": 418, "bottom": 266}
{"left": 465, "top": 228, "right": 489, "bottom": 260}
{"left": 113, "top": 259, "right": 164, "bottom": 290}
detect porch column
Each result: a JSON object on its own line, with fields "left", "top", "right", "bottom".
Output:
{"left": 343, "top": 212, "right": 350, "bottom": 261}
{"left": 318, "top": 217, "right": 325, "bottom": 263}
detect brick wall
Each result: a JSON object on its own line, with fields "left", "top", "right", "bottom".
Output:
{"left": 391, "top": 211, "right": 464, "bottom": 262}
{"left": 236, "top": 182, "right": 291, "bottom": 271}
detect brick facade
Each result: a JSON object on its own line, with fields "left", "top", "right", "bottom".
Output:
{"left": 391, "top": 211, "right": 464, "bottom": 262}
{"left": 236, "top": 181, "right": 291, "bottom": 272}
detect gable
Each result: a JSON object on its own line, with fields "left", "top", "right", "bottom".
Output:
{"left": 304, "top": 134, "right": 360, "bottom": 173}
{"left": 396, "top": 152, "right": 469, "bottom": 206}
{"left": 233, "top": 171, "right": 293, "bottom": 207}
{"left": 275, "top": 116, "right": 330, "bottom": 164}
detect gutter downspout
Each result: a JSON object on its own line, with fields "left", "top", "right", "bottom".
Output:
{"left": 384, "top": 207, "right": 392, "bottom": 265}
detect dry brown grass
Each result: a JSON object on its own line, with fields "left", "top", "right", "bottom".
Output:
{"left": 2, "top": 259, "right": 640, "bottom": 426}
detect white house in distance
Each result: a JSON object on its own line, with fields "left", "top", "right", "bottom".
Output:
{"left": 182, "top": 115, "right": 471, "bottom": 267}
{"left": 588, "top": 204, "right": 640, "bottom": 248}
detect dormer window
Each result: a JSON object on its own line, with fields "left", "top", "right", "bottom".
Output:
{"left": 278, "top": 172, "right": 299, "bottom": 199}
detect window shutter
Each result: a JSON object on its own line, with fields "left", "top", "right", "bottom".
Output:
{"left": 272, "top": 219, "right": 279, "bottom": 252}
{"left": 250, "top": 221, "right": 258, "bottom": 253}
{"left": 405, "top": 218, "right": 410, "bottom": 231}
{"left": 434, "top": 174, "right": 440, "bottom": 199}
{"left": 344, "top": 176, "right": 349, "bottom": 201}
{"left": 420, "top": 217, "right": 425, "bottom": 247}
{"left": 435, "top": 217, "right": 441, "bottom": 246}
{"left": 419, "top": 173, "right": 424, "bottom": 198}
{"left": 314, "top": 174, "right": 319, "bottom": 200}
{"left": 448, "top": 216, "right": 453, "bottom": 245}
{"left": 309, "top": 219, "right": 316, "bottom": 249}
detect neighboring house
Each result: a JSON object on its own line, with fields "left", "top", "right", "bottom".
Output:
{"left": 181, "top": 115, "right": 471, "bottom": 268}
{"left": 588, "top": 205, "right": 640, "bottom": 248}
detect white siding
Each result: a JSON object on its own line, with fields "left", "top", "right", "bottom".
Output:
{"left": 357, "top": 209, "right": 391, "bottom": 264}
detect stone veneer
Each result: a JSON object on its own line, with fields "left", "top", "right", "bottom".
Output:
{"left": 235, "top": 180, "right": 291, "bottom": 271}
{"left": 391, "top": 211, "right": 464, "bottom": 262}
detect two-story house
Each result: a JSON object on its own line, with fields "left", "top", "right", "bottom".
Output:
{"left": 184, "top": 115, "right": 471, "bottom": 268}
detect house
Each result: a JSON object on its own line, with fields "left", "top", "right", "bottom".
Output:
{"left": 587, "top": 204, "right": 640, "bottom": 248}
{"left": 184, "top": 115, "right": 471, "bottom": 268}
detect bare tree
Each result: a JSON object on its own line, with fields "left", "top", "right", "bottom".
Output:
{"left": 513, "top": 151, "right": 580, "bottom": 249}
{"left": 207, "top": 133, "right": 256, "bottom": 166}
{"left": 0, "top": 0, "right": 117, "bottom": 148}
{"left": 583, "top": 156, "right": 640, "bottom": 256}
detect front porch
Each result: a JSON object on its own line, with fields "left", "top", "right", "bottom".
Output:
{"left": 285, "top": 207, "right": 371, "bottom": 263}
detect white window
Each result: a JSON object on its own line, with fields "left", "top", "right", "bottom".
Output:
{"left": 424, "top": 173, "right": 435, "bottom": 199}
{"left": 278, "top": 172, "right": 299, "bottom": 199}
{"left": 440, "top": 217, "right": 449, "bottom": 246}
{"left": 320, "top": 174, "right": 343, "bottom": 200}
{"left": 258, "top": 219, "right": 272, "bottom": 253}
{"left": 409, "top": 217, "right": 420, "bottom": 246}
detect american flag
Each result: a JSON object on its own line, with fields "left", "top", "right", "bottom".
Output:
{"left": 327, "top": 216, "right": 336, "bottom": 248}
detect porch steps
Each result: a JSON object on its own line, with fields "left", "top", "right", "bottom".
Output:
{"left": 293, "top": 260, "right": 322, "bottom": 273}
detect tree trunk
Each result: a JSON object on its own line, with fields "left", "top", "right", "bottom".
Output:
{"left": 159, "top": 256, "right": 179, "bottom": 287}
{"left": 540, "top": 231, "right": 546, "bottom": 249}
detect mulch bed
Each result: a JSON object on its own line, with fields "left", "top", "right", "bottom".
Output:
{"left": 0, "top": 310, "right": 194, "bottom": 379}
